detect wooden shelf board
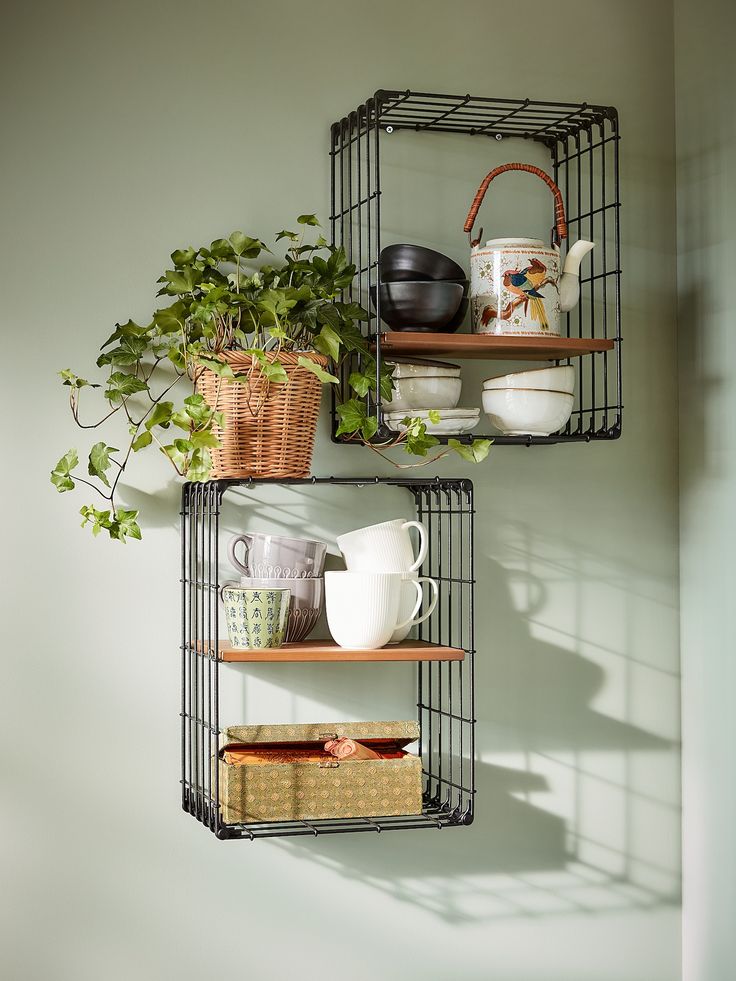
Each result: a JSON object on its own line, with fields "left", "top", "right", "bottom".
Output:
{"left": 209, "top": 639, "right": 465, "bottom": 663}
{"left": 377, "top": 332, "right": 615, "bottom": 361}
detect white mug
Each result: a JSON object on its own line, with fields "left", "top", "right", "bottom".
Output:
{"left": 325, "top": 571, "right": 432, "bottom": 650}
{"left": 390, "top": 572, "right": 439, "bottom": 644}
{"left": 337, "top": 518, "right": 428, "bottom": 573}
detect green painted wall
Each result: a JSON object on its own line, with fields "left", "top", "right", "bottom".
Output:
{"left": 675, "top": 1, "right": 736, "bottom": 978}
{"left": 2, "top": 2, "right": 681, "bottom": 979}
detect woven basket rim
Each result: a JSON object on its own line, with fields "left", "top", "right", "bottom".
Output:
{"left": 204, "top": 349, "right": 329, "bottom": 366}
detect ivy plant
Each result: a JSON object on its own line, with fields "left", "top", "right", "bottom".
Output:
{"left": 51, "top": 217, "right": 491, "bottom": 541}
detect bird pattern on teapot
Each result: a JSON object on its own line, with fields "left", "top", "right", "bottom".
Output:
{"left": 471, "top": 246, "right": 561, "bottom": 337}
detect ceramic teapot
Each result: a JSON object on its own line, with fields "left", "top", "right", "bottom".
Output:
{"left": 464, "top": 162, "right": 594, "bottom": 337}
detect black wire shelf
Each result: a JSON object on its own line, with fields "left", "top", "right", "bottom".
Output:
{"left": 328, "top": 88, "right": 622, "bottom": 447}
{"left": 181, "top": 476, "right": 476, "bottom": 840}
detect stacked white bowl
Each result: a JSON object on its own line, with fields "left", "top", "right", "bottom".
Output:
{"left": 383, "top": 358, "right": 480, "bottom": 435}
{"left": 481, "top": 365, "right": 575, "bottom": 436}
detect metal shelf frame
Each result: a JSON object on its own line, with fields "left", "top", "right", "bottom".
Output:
{"left": 329, "top": 88, "right": 622, "bottom": 446}
{"left": 181, "top": 476, "right": 476, "bottom": 840}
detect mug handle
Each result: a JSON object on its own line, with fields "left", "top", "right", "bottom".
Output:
{"left": 406, "top": 576, "right": 439, "bottom": 628}
{"left": 402, "top": 520, "right": 428, "bottom": 572}
{"left": 393, "top": 578, "right": 424, "bottom": 632}
{"left": 219, "top": 580, "right": 240, "bottom": 603}
{"left": 228, "top": 534, "right": 252, "bottom": 576}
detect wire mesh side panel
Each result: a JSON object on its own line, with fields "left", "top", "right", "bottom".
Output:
{"left": 181, "top": 483, "right": 221, "bottom": 836}
{"left": 330, "top": 99, "right": 382, "bottom": 439}
{"left": 553, "top": 110, "right": 622, "bottom": 439}
{"left": 414, "top": 480, "right": 475, "bottom": 824}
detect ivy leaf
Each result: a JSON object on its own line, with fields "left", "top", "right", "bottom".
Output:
{"left": 153, "top": 305, "right": 184, "bottom": 334}
{"left": 297, "top": 214, "right": 321, "bottom": 226}
{"left": 298, "top": 356, "right": 339, "bottom": 384}
{"left": 161, "top": 267, "right": 202, "bottom": 295}
{"left": 145, "top": 400, "right": 174, "bottom": 431}
{"left": 163, "top": 443, "right": 187, "bottom": 472}
{"left": 97, "top": 333, "right": 148, "bottom": 367}
{"left": 448, "top": 438, "right": 493, "bottom": 463}
{"left": 336, "top": 301, "right": 369, "bottom": 322}
{"left": 260, "top": 360, "right": 288, "bottom": 384}
{"left": 380, "top": 370, "right": 394, "bottom": 402}
{"left": 100, "top": 320, "right": 148, "bottom": 351}
{"left": 335, "top": 391, "right": 378, "bottom": 443}
{"left": 361, "top": 415, "right": 378, "bottom": 440}
{"left": 189, "top": 430, "right": 220, "bottom": 449}
{"left": 88, "top": 441, "right": 119, "bottom": 487}
{"left": 84, "top": 506, "right": 141, "bottom": 543}
{"left": 229, "top": 232, "right": 268, "bottom": 258}
{"left": 112, "top": 508, "right": 142, "bottom": 542}
{"left": 348, "top": 370, "right": 372, "bottom": 397}
{"left": 186, "top": 448, "right": 213, "bottom": 481}
{"left": 181, "top": 393, "right": 212, "bottom": 424}
{"left": 195, "top": 357, "right": 235, "bottom": 379}
{"left": 104, "top": 372, "right": 148, "bottom": 403}
{"left": 131, "top": 431, "right": 153, "bottom": 451}
{"left": 208, "top": 238, "right": 234, "bottom": 260}
{"left": 168, "top": 346, "right": 187, "bottom": 371}
{"left": 313, "top": 323, "right": 341, "bottom": 362}
{"left": 335, "top": 398, "right": 370, "bottom": 438}
{"left": 275, "top": 229, "right": 300, "bottom": 242}
{"left": 402, "top": 418, "right": 439, "bottom": 457}
{"left": 51, "top": 449, "right": 78, "bottom": 492}
{"left": 80, "top": 505, "right": 112, "bottom": 537}
{"left": 171, "top": 247, "right": 196, "bottom": 267}
{"left": 59, "top": 369, "right": 99, "bottom": 390}
{"left": 428, "top": 410, "right": 441, "bottom": 424}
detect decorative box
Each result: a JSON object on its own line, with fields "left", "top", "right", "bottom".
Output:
{"left": 217, "top": 720, "right": 422, "bottom": 824}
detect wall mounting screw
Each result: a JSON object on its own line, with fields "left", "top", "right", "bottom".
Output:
{"left": 386, "top": 125, "right": 394, "bottom": 134}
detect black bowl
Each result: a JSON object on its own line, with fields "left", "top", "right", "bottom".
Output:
{"left": 370, "top": 281, "right": 464, "bottom": 331}
{"left": 443, "top": 296, "right": 469, "bottom": 333}
{"left": 380, "top": 244, "right": 466, "bottom": 283}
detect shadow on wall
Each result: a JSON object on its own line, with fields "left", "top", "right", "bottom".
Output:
{"left": 270, "top": 541, "right": 680, "bottom": 922}
{"left": 125, "top": 480, "right": 681, "bottom": 922}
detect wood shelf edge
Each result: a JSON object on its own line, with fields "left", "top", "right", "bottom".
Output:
{"left": 376, "top": 332, "right": 615, "bottom": 361}
{"left": 200, "top": 639, "right": 465, "bottom": 662}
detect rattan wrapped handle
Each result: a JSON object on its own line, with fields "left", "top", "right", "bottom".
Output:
{"left": 463, "top": 162, "right": 568, "bottom": 246}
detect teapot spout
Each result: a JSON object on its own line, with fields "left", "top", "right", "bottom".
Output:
{"left": 559, "top": 240, "right": 595, "bottom": 312}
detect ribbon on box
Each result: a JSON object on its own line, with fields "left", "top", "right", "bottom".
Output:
{"left": 324, "top": 738, "right": 381, "bottom": 761}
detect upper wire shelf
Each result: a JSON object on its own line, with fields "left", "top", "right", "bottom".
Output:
{"left": 329, "top": 88, "right": 622, "bottom": 447}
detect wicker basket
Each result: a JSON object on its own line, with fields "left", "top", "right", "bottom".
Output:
{"left": 195, "top": 350, "right": 328, "bottom": 479}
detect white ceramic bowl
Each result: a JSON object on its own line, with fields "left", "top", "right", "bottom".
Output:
{"left": 385, "top": 408, "right": 480, "bottom": 436}
{"left": 481, "top": 388, "right": 574, "bottom": 436}
{"left": 387, "top": 358, "right": 461, "bottom": 379}
{"left": 383, "top": 374, "right": 462, "bottom": 412}
{"left": 482, "top": 365, "right": 575, "bottom": 394}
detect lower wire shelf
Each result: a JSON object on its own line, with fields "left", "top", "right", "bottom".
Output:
{"left": 183, "top": 790, "right": 473, "bottom": 840}
{"left": 181, "top": 476, "right": 476, "bottom": 840}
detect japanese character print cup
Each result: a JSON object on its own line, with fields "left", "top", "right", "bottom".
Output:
{"left": 222, "top": 587, "right": 291, "bottom": 650}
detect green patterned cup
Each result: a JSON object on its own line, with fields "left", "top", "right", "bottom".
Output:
{"left": 222, "top": 587, "right": 291, "bottom": 649}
